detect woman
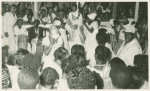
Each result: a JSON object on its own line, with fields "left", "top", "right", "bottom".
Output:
{"left": 39, "top": 7, "right": 49, "bottom": 25}
{"left": 66, "top": 7, "right": 85, "bottom": 48}
{"left": 3, "top": 4, "right": 17, "bottom": 55}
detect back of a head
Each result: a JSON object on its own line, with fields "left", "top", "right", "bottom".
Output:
{"left": 67, "top": 67, "right": 96, "bottom": 89}
{"left": 95, "top": 45, "right": 111, "bottom": 64}
{"left": 110, "top": 57, "right": 126, "bottom": 68}
{"left": 71, "top": 45, "right": 85, "bottom": 57}
{"left": 113, "top": 20, "right": 119, "bottom": 26}
{"left": 109, "top": 65, "right": 132, "bottom": 89}
{"left": 17, "top": 48, "right": 29, "bottom": 56}
{"left": 67, "top": 54, "right": 86, "bottom": 72}
{"left": 96, "top": 29, "right": 109, "bottom": 45}
{"left": 134, "top": 54, "right": 147, "bottom": 67}
{"left": 127, "top": 66, "right": 145, "bottom": 89}
{"left": 40, "top": 67, "right": 59, "bottom": 86}
{"left": 54, "top": 47, "right": 69, "bottom": 61}
{"left": 18, "top": 68, "right": 40, "bottom": 89}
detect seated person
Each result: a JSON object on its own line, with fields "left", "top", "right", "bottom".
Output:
{"left": 27, "top": 19, "right": 47, "bottom": 44}
{"left": 38, "top": 67, "right": 59, "bottom": 89}
{"left": 109, "top": 65, "right": 132, "bottom": 89}
{"left": 67, "top": 67, "right": 96, "bottom": 89}
{"left": 39, "top": 7, "right": 49, "bottom": 25}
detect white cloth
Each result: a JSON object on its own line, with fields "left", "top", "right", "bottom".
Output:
{"left": 14, "top": 26, "right": 28, "bottom": 36}
{"left": 41, "top": 16, "right": 49, "bottom": 23}
{"left": 48, "top": 13, "right": 57, "bottom": 23}
{"left": 42, "top": 36, "right": 63, "bottom": 64}
{"left": 116, "top": 38, "right": 142, "bottom": 66}
{"left": 57, "top": 79, "right": 69, "bottom": 90}
{"left": 31, "top": 37, "right": 38, "bottom": 54}
{"left": 87, "top": 66, "right": 103, "bottom": 78}
{"left": 3, "top": 12, "right": 17, "bottom": 55}
{"left": 140, "top": 80, "right": 149, "bottom": 89}
{"left": 9, "top": 66, "right": 20, "bottom": 89}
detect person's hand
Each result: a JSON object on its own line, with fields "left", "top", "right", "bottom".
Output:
{"left": 49, "top": 37, "right": 57, "bottom": 45}
{"left": 5, "top": 32, "right": 9, "bottom": 37}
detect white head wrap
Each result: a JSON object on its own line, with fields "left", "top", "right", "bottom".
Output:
{"left": 87, "top": 13, "right": 97, "bottom": 20}
{"left": 125, "top": 25, "right": 135, "bottom": 33}
{"left": 40, "top": 7, "right": 47, "bottom": 14}
{"left": 110, "top": 19, "right": 115, "bottom": 26}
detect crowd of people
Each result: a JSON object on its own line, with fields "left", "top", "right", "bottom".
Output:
{"left": 2, "top": 2, "right": 148, "bottom": 89}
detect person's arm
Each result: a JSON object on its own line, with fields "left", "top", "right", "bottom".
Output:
{"left": 39, "top": 17, "right": 47, "bottom": 25}
{"left": 84, "top": 22, "right": 94, "bottom": 33}
{"left": 43, "top": 38, "right": 55, "bottom": 56}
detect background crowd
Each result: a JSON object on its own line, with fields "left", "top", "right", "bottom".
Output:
{"left": 2, "top": 2, "right": 148, "bottom": 89}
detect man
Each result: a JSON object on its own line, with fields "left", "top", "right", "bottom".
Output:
{"left": 116, "top": 26, "right": 142, "bottom": 66}
{"left": 48, "top": 7, "right": 57, "bottom": 24}
{"left": 27, "top": 19, "right": 46, "bottom": 44}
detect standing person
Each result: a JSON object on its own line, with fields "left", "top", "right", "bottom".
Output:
{"left": 116, "top": 26, "right": 142, "bottom": 66}
{"left": 3, "top": 4, "right": 17, "bottom": 55}
{"left": 66, "top": 4, "right": 85, "bottom": 48}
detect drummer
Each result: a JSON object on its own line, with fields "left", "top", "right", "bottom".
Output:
{"left": 14, "top": 18, "right": 28, "bottom": 45}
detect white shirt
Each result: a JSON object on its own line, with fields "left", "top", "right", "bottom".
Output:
{"left": 57, "top": 79, "right": 69, "bottom": 89}
{"left": 48, "top": 13, "right": 57, "bottom": 23}
{"left": 14, "top": 25, "right": 28, "bottom": 36}
{"left": 23, "top": 15, "right": 34, "bottom": 22}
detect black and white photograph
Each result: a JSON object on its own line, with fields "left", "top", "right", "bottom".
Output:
{"left": 1, "top": 1, "right": 148, "bottom": 90}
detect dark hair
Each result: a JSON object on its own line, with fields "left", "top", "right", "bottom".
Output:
{"left": 123, "top": 20, "right": 129, "bottom": 25}
{"left": 113, "top": 20, "right": 119, "bottom": 26}
{"left": 95, "top": 45, "right": 111, "bottom": 64}
{"left": 61, "top": 58, "right": 69, "bottom": 73}
{"left": 17, "top": 48, "right": 29, "bottom": 55}
{"left": 27, "top": 13, "right": 33, "bottom": 18}
{"left": 34, "top": 19, "right": 40, "bottom": 24}
{"left": 54, "top": 47, "right": 69, "bottom": 61}
{"left": 67, "top": 67, "right": 96, "bottom": 89}
{"left": 110, "top": 57, "right": 126, "bottom": 68}
{"left": 40, "top": 67, "right": 59, "bottom": 86}
{"left": 109, "top": 65, "right": 132, "bottom": 89}
{"left": 96, "top": 31, "right": 109, "bottom": 45}
{"left": 134, "top": 54, "right": 146, "bottom": 67}
{"left": 66, "top": 54, "right": 86, "bottom": 72}
{"left": 127, "top": 66, "right": 145, "bottom": 89}
{"left": 71, "top": 45, "right": 85, "bottom": 57}
{"left": 72, "top": 4, "right": 77, "bottom": 9}
{"left": 10, "top": 4, "right": 16, "bottom": 9}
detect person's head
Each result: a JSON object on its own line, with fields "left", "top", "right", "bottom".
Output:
{"left": 67, "top": 67, "right": 96, "bottom": 89}
{"left": 48, "top": 7, "right": 53, "bottom": 14}
{"left": 67, "top": 54, "right": 86, "bottom": 72}
{"left": 110, "top": 57, "right": 126, "bottom": 69}
{"left": 72, "top": 4, "right": 77, "bottom": 12}
{"left": 17, "top": 18, "right": 23, "bottom": 27}
{"left": 40, "top": 8, "right": 47, "bottom": 17}
{"left": 95, "top": 45, "right": 111, "bottom": 65}
{"left": 58, "top": 11, "right": 64, "bottom": 20}
{"left": 27, "top": 14, "right": 33, "bottom": 22}
{"left": 124, "top": 26, "right": 135, "bottom": 43}
{"left": 96, "top": 29, "right": 109, "bottom": 45}
{"left": 5, "top": 4, "right": 10, "bottom": 12}
{"left": 25, "top": 9, "right": 30, "bottom": 15}
{"left": 27, "top": 3, "right": 32, "bottom": 9}
{"left": 127, "top": 66, "right": 145, "bottom": 89}
{"left": 110, "top": 19, "right": 119, "bottom": 28}
{"left": 109, "top": 65, "right": 132, "bottom": 89}
{"left": 10, "top": 4, "right": 16, "bottom": 13}
{"left": 40, "top": 67, "right": 59, "bottom": 89}
{"left": 53, "top": 19, "right": 62, "bottom": 29}
{"left": 54, "top": 47, "right": 69, "bottom": 66}
{"left": 7, "top": 55, "right": 16, "bottom": 66}
{"left": 34, "top": 19, "right": 40, "bottom": 27}
{"left": 134, "top": 55, "right": 146, "bottom": 67}
{"left": 87, "top": 13, "right": 97, "bottom": 23}
{"left": 71, "top": 45, "right": 85, "bottom": 58}
{"left": 53, "top": 5, "right": 59, "bottom": 11}
{"left": 17, "top": 48, "right": 30, "bottom": 56}
{"left": 18, "top": 67, "right": 40, "bottom": 89}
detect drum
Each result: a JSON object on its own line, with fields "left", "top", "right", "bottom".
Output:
{"left": 17, "top": 34, "right": 29, "bottom": 50}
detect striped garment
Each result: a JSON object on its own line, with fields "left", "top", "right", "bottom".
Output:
{"left": 2, "top": 67, "right": 11, "bottom": 89}
{"left": 109, "top": 34, "right": 117, "bottom": 51}
{"left": 113, "top": 39, "right": 125, "bottom": 55}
